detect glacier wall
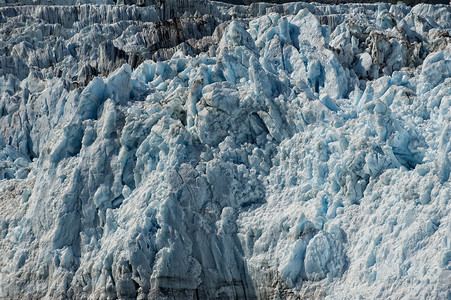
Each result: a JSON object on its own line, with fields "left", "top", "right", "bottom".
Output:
{"left": 0, "top": 1, "right": 450, "bottom": 299}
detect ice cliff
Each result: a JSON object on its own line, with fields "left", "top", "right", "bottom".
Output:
{"left": 0, "top": 0, "right": 450, "bottom": 299}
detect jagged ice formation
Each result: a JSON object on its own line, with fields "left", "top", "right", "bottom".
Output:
{"left": 0, "top": 1, "right": 450, "bottom": 299}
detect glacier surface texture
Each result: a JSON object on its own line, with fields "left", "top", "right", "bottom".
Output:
{"left": 0, "top": 0, "right": 450, "bottom": 299}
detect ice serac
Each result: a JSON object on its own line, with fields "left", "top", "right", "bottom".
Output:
{"left": 0, "top": 1, "right": 450, "bottom": 299}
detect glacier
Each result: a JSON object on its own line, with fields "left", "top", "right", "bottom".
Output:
{"left": 0, "top": 0, "right": 450, "bottom": 299}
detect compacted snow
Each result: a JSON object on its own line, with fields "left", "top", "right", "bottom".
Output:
{"left": 0, "top": 1, "right": 450, "bottom": 299}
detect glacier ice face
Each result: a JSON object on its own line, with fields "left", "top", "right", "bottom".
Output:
{"left": 0, "top": 1, "right": 450, "bottom": 299}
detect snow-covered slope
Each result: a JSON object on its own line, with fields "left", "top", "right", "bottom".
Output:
{"left": 0, "top": 1, "right": 450, "bottom": 299}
